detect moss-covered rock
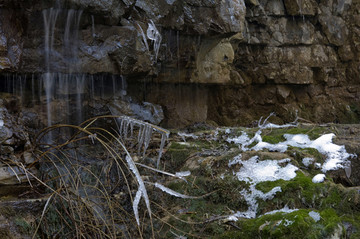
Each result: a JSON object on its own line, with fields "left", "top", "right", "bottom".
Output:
{"left": 156, "top": 124, "right": 360, "bottom": 238}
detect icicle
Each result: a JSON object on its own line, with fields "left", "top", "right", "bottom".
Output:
{"left": 138, "top": 125, "right": 146, "bottom": 154}
{"left": 125, "top": 155, "right": 151, "bottom": 225}
{"left": 124, "top": 120, "right": 130, "bottom": 139}
{"left": 91, "top": 15, "right": 96, "bottom": 38}
{"left": 157, "top": 133, "right": 168, "bottom": 168}
{"left": 119, "top": 118, "right": 124, "bottom": 136}
{"left": 130, "top": 121, "right": 134, "bottom": 138}
{"left": 143, "top": 125, "right": 153, "bottom": 157}
{"left": 133, "top": 189, "right": 142, "bottom": 225}
{"left": 136, "top": 22, "right": 149, "bottom": 51}
{"left": 154, "top": 183, "right": 198, "bottom": 199}
{"left": 146, "top": 20, "right": 162, "bottom": 62}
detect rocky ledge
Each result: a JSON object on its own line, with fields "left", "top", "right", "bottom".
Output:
{"left": 0, "top": 0, "right": 359, "bottom": 127}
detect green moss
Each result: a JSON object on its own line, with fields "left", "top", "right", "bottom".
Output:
{"left": 261, "top": 126, "right": 333, "bottom": 145}
{"left": 169, "top": 142, "right": 192, "bottom": 150}
{"left": 218, "top": 209, "right": 342, "bottom": 239}
{"left": 287, "top": 147, "right": 325, "bottom": 167}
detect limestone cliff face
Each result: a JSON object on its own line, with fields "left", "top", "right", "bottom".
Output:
{"left": 0, "top": 0, "right": 359, "bottom": 127}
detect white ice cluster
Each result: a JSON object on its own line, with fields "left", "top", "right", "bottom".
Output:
{"left": 233, "top": 156, "right": 298, "bottom": 184}
{"left": 228, "top": 155, "right": 298, "bottom": 219}
{"left": 228, "top": 131, "right": 353, "bottom": 172}
{"left": 309, "top": 211, "right": 321, "bottom": 222}
{"left": 264, "top": 205, "right": 299, "bottom": 216}
{"left": 312, "top": 174, "right": 325, "bottom": 183}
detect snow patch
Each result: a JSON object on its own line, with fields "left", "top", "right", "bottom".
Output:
{"left": 309, "top": 211, "right": 321, "bottom": 222}
{"left": 229, "top": 131, "right": 353, "bottom": 173}
{"left": 226, "top": 132, "right": 250, "bottom": 145}
{"left": 312, "top": 174, "right": 325, "bottom": 183}
{"left": 302, "top": 157, "right": 314, "bottom": 167}
{"left": 177, "top": 132, "right": 199, "bottom": 142}
{"left": 262, "top": 122, "right": 298, "bottom": 129}
{"left": 228, "top": 154, "right": 242, "bottom": 167}
{"left": 284, "top": 219, "right": 294, "bottom": 226}
{"left": 253, "top": 133, "right": 353, "bottom": 172}
{"left": 226, "top": 215, "right": 238, "bottom": 222}
{"left": 234, "top": 156, "right": 298, "bottom": 184}
{"left": 0, "top": 119, "right": 3, "bottom": 127}
{"left": 228, "top": 156, "right": 298, "bottom": 219}
{"left": 264, "top": 205, "right": 299, "bottom": 215}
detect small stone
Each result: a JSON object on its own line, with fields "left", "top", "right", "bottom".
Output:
{"left": 23, "top": 151, "right": 35, "bottom": 164}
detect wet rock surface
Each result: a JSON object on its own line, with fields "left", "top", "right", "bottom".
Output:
{"left": 0, "top": 96, "right": 38, "bottom": 185}
{"left": 0, "top": 0, "right": 359, "bottom": 126}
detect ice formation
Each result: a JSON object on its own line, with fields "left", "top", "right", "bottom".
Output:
{"left": 116, "top": 115, "right": 170, "bottom": 168}
{"left": 234, "top": 156, "right": 298, "bottom": 184}
{"left": 312, "top": 174, "right": 325, "bottom": 183}
{"left": 263, "top": 205, "right": 299, "bottom": 215}
{"left": 175, "top": 171, "right": 191, "bottom": 178}
{"left": 228, "top": 156, "right": 298, "bottom": 219}
{"left": 228, "top": 130, "right": 353, "bottom": 172}
{"left": 177, "top": 132, "right": 199, "bottom": 142}
{"left": 228, "top": 154, "right": 242, "bottom": 167}
{"left": 309, "top": 211, "right": 321, "bottom": 222}
{"left": 136, "top": 22, "right": 149, "bottom": 51}
{"left": 155, "top": 182, "right": 198, "bottom": 199}
{"left": 302, "top": 157, "right": 314, "bottom": 167}
{"left": 147, "top": 20, "right": 162, "bottom": 62}
{"left": 226, "top": 132, "right": 250, "bottom": 145}
{"left": 125, "top": 155, "right": 151, "bottom": 225}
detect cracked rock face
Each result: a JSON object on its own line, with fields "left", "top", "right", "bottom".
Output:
{"left": 0, "top": 0, "right": 360, "bottom": 127}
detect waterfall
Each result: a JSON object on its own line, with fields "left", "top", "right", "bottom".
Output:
{"left": 43, "top": 8, "right": 60, "bottom": 72}
{"left": 42, "top": 8, "right": 84, "bottom": 141}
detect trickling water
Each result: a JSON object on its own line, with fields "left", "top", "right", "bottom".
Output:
{"left": 63, "top": 9, "right": 83, "bottom": 70}
{"left": 43, "top": 8, "right": 60, "bottom": 72}
{"left": 42, "top": 7, "right": 85, "bottom": 142}
{"left": 91, "top": 15, "right": 95, "bottom": 38}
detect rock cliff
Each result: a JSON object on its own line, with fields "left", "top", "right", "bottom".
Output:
{"left": 0, "top": 0, "right": 359, "bottom": 127}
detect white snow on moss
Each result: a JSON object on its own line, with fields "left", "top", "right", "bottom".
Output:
{"left": 309, "top": 211, "right": 321, "bottom": 222}
{"left": 263, "top": 205, "right": 299, "bottom": 215}
{"left": 312, "top": 174, "right": 325, "bottom": 183}
{"left": 228, "top": 130, "right": 353, "bottom": 172}
{"left": 228, "top": 154, "right": 242, "bottom": 167}
{"left": 177, "top": 132, "right": 199, "bottom": 142}
{"left": 228, "top": 156, "right": 298, "bottom": 219}
{"left": 234, "top": 156, "right": 298, "bottom": 184}
{"left": 226, "top": 131, "right": 250, "bottom": 145}
{"left": 226, "top": 215, "right": 239, "bottom": 222}
{"left": 254, "top": 133, "right": 353, "bottom": 172}
{"left": 302, "top": 157, "right": 314, "bottom": 167}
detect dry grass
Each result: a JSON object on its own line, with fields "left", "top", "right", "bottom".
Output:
{"left": 5, "top": 115, "right": 175, "bottom": 238}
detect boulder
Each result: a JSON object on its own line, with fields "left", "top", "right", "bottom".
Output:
{"left": 319, "top": 15, "right": 349, "bottom": 46}
{"left": 191, "top": 38, "right": 234, "bottom": 84}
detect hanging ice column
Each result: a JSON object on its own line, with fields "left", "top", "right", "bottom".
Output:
{"left": 116, "top": 116, "right": 169, "bottom": 168}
